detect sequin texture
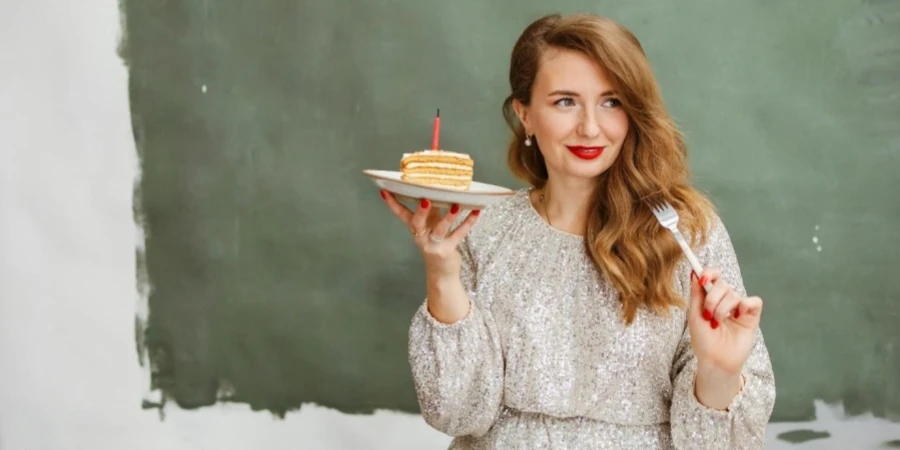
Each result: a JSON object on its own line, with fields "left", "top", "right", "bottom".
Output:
{"left": 408, "top": 189, "right": 776, "bottom": 449}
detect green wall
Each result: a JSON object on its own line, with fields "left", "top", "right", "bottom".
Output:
{"left": 123, "top": 0, "right": 900, "bottom": 423}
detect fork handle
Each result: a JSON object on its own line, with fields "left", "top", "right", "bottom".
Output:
{"left": 685, "top": 251, "right": 714, "bottom": 294}
{"left": 673, "top": 231, "right": 713, "bottom": 293}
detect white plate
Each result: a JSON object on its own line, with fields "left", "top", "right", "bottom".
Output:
{"left": 362, "top": 169, "right": 515, "bottom": 210}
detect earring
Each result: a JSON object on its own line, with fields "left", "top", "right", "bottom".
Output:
{"left": 524, "top": 134, "right": 533, "bottom": 146}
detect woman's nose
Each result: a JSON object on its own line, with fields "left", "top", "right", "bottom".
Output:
{"left": 578, "top": 111, "right": 602, "bottom": 139}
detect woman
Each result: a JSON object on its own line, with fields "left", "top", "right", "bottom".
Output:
{"left": 380, "top": 13, "right": 775, "bottom": 450}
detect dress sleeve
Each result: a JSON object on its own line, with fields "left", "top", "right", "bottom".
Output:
{"left": 669, "top": 215, "right": 777, "bottom": 449}
{"left": 407, "top": 229, "right": 505, "bottom": 437}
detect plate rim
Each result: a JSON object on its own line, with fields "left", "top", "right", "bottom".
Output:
{"left": 362, "top": 169, "right": 516, "bottom": 197}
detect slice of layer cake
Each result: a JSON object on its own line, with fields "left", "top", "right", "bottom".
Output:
{"left": 400, "top": 150, "right": 474, "bottom": 191}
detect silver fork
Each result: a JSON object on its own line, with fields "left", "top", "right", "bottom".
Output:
{"left": 650, "top": 201, "right": 713, "bottom": 293}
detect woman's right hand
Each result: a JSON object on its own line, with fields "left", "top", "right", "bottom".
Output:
{"left": 380, "top": 189, "right": 480, "bottom": 278}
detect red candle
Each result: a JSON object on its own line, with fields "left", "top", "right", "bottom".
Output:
{"left": 431, "top": 109, "right": 441, "bottom": 150}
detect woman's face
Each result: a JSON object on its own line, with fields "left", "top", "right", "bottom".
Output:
{"left": 514, "top": 48, "right": 630, "bottom": 183}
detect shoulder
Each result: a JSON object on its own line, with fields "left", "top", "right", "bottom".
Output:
{"left": 705, "top": 209, "right": 735, "bottom": 247}
{"left": 472, "top": 187, "right": 530, "bottom": 224}
{"left": 693, "top": 208, "right": 742, "bottom": 269}
{"left": 701, "top": 209, "right": 730, "bottom": 245}
{"left": 460, "top": 188, "right": 531, "bottom": 249}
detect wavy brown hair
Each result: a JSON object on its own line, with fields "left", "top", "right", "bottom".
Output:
{"left": 503, "top": 13, "right": 715, "bottom": 324}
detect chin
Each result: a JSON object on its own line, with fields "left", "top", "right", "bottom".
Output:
{"left": 562, "top": 162, "right": 613, "bottom": 180}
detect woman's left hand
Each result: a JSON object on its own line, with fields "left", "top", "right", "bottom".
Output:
{"left": 688, "top": 269, "right": 763, "bottom": 377}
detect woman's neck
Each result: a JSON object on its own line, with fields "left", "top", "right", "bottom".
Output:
{"left": 535, "top": 178, "right": 596, "bottom": 236}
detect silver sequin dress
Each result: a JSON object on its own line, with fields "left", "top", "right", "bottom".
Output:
{"left": 408, "top": 189, "right": 776, "bottom": 449}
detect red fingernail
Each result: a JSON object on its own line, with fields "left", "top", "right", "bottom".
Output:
{"left": 699, "top": 276, "right": 708, "bottom": 286}
{"left": 380, "top": 190, "right": 387, "bottom": 200}
{"left": 420, "top": 198, "right": 430, "bottom": 208}
{"left": 472, "top": 209, "right": 481, "bottom": 216}
{"left": 710, "top": 318, "right": 719, "bottom": 329}
{"left": 733, "top": 309, "right": 740, "bottom": 319}
{"left": 450, "top": 204, "right": 460, "bottom": 214}
{"left": 702, "top": 309, "right": 712, "bottom": 321}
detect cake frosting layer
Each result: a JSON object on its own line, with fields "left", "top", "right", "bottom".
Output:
{"left": 401, "top": 149, "right": 473, "bottom": 160}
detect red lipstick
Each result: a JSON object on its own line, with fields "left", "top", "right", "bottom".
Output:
{"left": 566, "top": 145, "right": 604, "bottom": 160}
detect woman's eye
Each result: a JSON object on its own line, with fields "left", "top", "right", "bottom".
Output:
{"left": 554, "top": 97, "right": 576, "bottom": 107}
{"left": 601, "top": 98, "right": 622, "bottom": 108}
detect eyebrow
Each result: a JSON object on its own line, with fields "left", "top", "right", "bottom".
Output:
{"left": 547, "top": 89, "right": 617, "bottom": 97}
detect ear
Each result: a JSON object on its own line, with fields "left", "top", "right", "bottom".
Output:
{"left": 512, "top": 99, "right": 531, "bottom": 134}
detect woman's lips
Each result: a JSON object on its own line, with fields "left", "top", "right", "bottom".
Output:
{"left": 565, "top": 145, "right": 605, "bottom": 160}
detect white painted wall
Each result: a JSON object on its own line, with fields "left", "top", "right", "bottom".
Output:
{"left": 0, "top": 1, "right": 897, "bottom": 449}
